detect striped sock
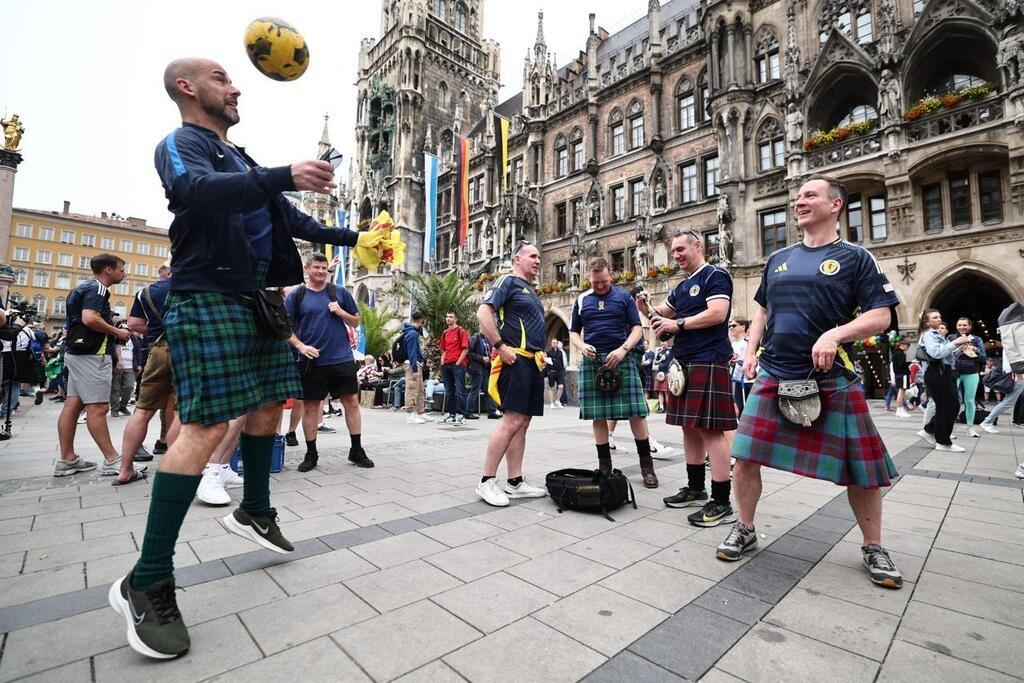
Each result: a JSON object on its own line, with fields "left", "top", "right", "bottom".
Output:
{"left": 131, "top": 471, "right": 201, "bottom": 590}
{"left": 240, "top": 433, "right": 274, "bottom": 517}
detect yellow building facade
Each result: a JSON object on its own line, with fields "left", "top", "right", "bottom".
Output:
{"left": 7, "top": 203, "right": 171, "bottom": 333}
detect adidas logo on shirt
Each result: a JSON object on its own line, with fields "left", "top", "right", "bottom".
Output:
{"left": 774, "top": 263, "right": 789, "bottom": 273}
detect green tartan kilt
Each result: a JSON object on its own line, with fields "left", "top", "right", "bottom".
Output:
{"left": 165, "top": 290, "right": 301, "bottom": 426}
{"left": 578, "top": 351, "right": 650, "bottom": 421}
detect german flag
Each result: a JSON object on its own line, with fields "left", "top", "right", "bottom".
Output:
{"left": 454, "top": 135, "right": 470, "bottom": 246}
{"left": 493, "top": 114, "right": 509, "bottom": 192}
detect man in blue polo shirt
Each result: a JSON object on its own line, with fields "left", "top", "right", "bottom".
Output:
{"left": 286, "top": 252, "right": 371, "bottom": 472}
{"left": 637, "top": 230, "right": 737, "bottom": 527}
{"left": 571, "top": 257, "right": 657, "bottom": 487}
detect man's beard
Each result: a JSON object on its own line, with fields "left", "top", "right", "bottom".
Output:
{"left": 199, "top": 93, "right": 240, "bottom": 127}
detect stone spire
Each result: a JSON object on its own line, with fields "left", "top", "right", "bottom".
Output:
{"left": 533, "top": 10, "right": 546, "bottom": 62}
{"left": 317, "top": 113, "right": 331, "bottom": 158}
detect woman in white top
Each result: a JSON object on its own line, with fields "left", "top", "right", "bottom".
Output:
{"left": 728, "top": 318, "right": 753, "bottom": 415}
{"left": 916, "top": 309, "right": 972, "bottom": 451}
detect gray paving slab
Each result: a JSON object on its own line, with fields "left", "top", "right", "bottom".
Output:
{"left": 0, "top": 583, "right": 109, "bottom": 633}
{"left": 412, "top": 506, "right": 474, "bottom": 526}
{"left": 535, "top": 585, "right": 670, "bottom": 656}
{"left": 0, "top": 608, "right": 123, "bottom": 680}
{"left": 716, "top": 623, "right": 879, "bottom": 682}
{"left": 912, "top": 570, "right": 1024, "bottom": 631}
{"left": 506, "top": 549, "right": 617, "bottom": 597}
{"left": 628, "top": 605, "right": 748, "bottom": 680}
{"left": 221, "top": 537, "right": 331, "bottom": 575}
{"left": 877, "top": 640, "right": 1020, "bottom": 683}
{"left": 238, "top": 582, "right": 378, "bottom": 655}
{"left": 692, "top": 587, "right": 773, "bottom": 626}
{"left": 444, "top": 617, "right": 606, "bottom": 683}
{"left": 430, "top": 571, "right": 558, "bottom": 634}
{"left": 333, "top": 599, "right": 482, "bottom": 681}
{"left": 0, "top": 564, "right": 84, "bottom": 609}
{"left": 583, "top": 651, "right": 686, "bottom": 683}
{"left": 419, "top": 517, "right": 505, "bottom": 547}
{"left": 349, "top": 529, "right": 449, "bottom": 569}
{"left": 598, "top": 559, "right": 715, "bottom": 614}
{"left": 207, "top": 636, "right": 371, "bottom": 683}
{"left": 379, "top": 515, "right": 429, "bottom": 534}
{"left": 392, "top": 660, "right": 466, "bottom": 683}
{"left": 344, "top": 558, "right": 463, "bottom": 612}
{"left": 716, "top": 562, "right": 799, "bottom": 604}
{"left": 797, "top": 560, "right": 914, "bottom": 616}
{"left": 319, "top": 524, "right": 393, "bottom": 550}
{"left": 263, "top": 547, "right": 377, "bottom": 596}
{"left": 10, "top": 659, "right": 92, "bottom": 683}
{"left": 94, "top": 614, "right": 263, "bottom": 683}
{"left": 422, "top": 539, "right": 529, "bottom": 582}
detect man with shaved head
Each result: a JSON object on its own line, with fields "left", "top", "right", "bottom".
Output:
{"left": 108, "top": 58, "right": 380, "bottom": 660}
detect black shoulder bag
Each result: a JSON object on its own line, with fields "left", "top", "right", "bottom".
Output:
{"left": 545, "top": 468, "right": 637, "bottom": 522}
{"left": 253, "top": 289, "right": 292, "bottom": 341}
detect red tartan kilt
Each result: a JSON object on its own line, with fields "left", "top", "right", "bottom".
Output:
{"left": 666, "top": 361, "right": 738, "bottom": 431}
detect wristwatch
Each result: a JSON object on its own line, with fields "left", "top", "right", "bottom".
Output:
{"left": 493, "top": 339, "right": 505, "bottom": 349}
{"left": 676, "top": 318, "right": 686, "bottom": 330}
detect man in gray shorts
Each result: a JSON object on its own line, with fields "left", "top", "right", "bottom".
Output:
{"left": 56, "top": 254, "right": 132, "bottom": 477}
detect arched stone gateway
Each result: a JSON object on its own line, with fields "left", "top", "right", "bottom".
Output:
{"left": 544, "top": 309, "right": 570, "bottom": 348}
{"left": 355, "top": 283, "right": 371, "bottom": 306}
{"left": 919, "top": 262, "right": 1019, "bottom": 353}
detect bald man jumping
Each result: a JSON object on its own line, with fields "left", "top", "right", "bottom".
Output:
{"left": 108, "top": 58, "right": 377, "bottom": 660}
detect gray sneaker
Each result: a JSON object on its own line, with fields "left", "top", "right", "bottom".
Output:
{"left": 716, "top": 522, "right": 758, "bottom": 561}
{"left": 54, "top": 456, "right": 97, "bottom": 477}
{"left": 100, "top": 457, "right": 122, "bottom": 476}
{"left": 108, "top": 571, "right": 190, "bottom": 659}
{"left": 223, "top": 507, "right": 294, "bottom": 554}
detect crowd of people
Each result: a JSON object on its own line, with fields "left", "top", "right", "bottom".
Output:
{"left": 28, "top": 56, "right": 1022, "bottom": 663}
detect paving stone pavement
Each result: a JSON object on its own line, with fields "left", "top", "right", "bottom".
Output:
{"left": 0, "top": 398, "right": 1022, "bottom": 681}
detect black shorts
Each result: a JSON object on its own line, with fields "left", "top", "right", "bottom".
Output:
{"left": 894, "top": 374, "right": 909, "bottom": 390}
{"left": 547, "top": 370, "right": 565, "bottom": 387}
{"left": 498, "top": 358, "right": 545, "bottom": 417}
{"left": 300, "top": 361, "right": 358, "bottom": 401}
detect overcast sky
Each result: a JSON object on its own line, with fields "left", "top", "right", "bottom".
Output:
{"left": 1, "top": 0, "right": 649, "bottom": 229}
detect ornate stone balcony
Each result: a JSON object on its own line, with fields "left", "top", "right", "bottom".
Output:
{"left": 806, "top": 133, "right": 882, "bottom": 170}
{"left": 905, "top": 97, "right": 1004, "bottom": 144}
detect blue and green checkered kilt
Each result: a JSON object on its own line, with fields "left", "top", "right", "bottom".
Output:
{"left": 578, "top": 351, "right": 650, "bottom": 421}
{"left": 164, "top": 290, "right": 301, "bottom": 426}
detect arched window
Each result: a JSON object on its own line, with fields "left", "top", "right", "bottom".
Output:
{"left": 554, "top": 134, "right": 568, "bottom": 178}
{"left": 608, "top": 108, "right": 625, "bottom": 156}
{"left": 925, "top": 69, "right": 986, "bottom": 96}
{"left": 569, "top": 127, "right": 584, "bottom": 172}
{"left": 819, "top": 0, "right": 872, "bottom": 45}
{"left": 676, "top": 77, "right": 696, "bottom": 130}
{"left": 753, "top": 28, "right": 781, "bottom": 83}
{"left": 455, "top": 2, "right": 467, "bottom": 32}
{"left": 698, "top": 70, "right": 711, "bottom": 122}
{"left": 437, "top": 82, "right": 448, "bottom": 109}
{"left": 53, "top": 296, "right": 66, "bottom": 315}
{"left": 627, "top": 99, "right": 645, "bottom": 150}
{"left": 837, "top": 103, "right": 878, "bottom": 127}
{"left": 32, "top": 294, "right": 46, "bottom": 316}
{"left": 433, "top": 0, "right": 446, "bottom": 21}
{"left": 756, "top": 118, "right": 785, "bottom": 172}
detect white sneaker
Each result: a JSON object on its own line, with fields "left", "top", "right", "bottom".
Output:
{"left": 649, "top": 437, "right": 675, "bottom": 460}
{"left": 934, "top": 443, "right": 966, "bottom": 453}
{"left": 916, "top": 429, "right": 936, "bottom": 446}
{"left": 219, "top": 464, "right": 243, "bottom": 488}
{"left": 406, "top": 414, "right": 426, "bottom": 424}
{"left": 967, "top": 427, "right": 980, "bottom": 438}
{"left": 895, "top": 408, "right": 909, "bottom": 418}
{"left": 441, "top": 415, "right": 456, "bottom": 424}
{"left": 455, "top": 415, "right": 465, "bottom": 425}
{"left": 100, "top": 457, "right": 121, "bottom": 476}
{"left": 420, "top": 413, "right": 435, "bottom": 422}
{"left": 317, "top": 423, "right": 337, "bottom": 434}
{"left": 77, "top": 413, "right": 87, "bottom": 425}
{"left": 981, "top": 423, "right": 999, "bottom": 434}
{"left": 197, "top": 469, "right": 231, "bottom": 506}
{"left": 1015, "top": 463, "right": 1024, "bottom": 480}
{"left": 504, "top": 478, "right": 547, "bottom": 499}
{"left": 476, "top": 478, "right": 510, "bottom": 507}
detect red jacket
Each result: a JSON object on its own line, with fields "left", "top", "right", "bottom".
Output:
{"left": 440, "top": 325, "right": 469, "bottom": 366}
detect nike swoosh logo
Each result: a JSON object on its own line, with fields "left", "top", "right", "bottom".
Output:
{"left": 127, "top": 593, "right": 146, "bottom": 626}
{"left": 216, "top": 153, "right": 225, "bottom": 158}
{"left": 253, "top": 521, "right": 270, "bottom": 534}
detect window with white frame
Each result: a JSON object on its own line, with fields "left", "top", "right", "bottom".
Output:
{"left": 554, "top": 134, "right": 568, "bottom": 178}
{"left": 137, "top": 242, "right": 150, "bottom": 255}
{"left": 754, "top": 29, "right": 781, "bottom": 83}
{"left": 15, "top": 224, "right": 32, "bottom": 238}
{"left": 676, "top": 77, "right": 696, "bottom": 130}
{"left": 13, "top": 269, "right": 27, "bottom": 285}
{"left": 154, "top": 245, "right": 168, "bottom": 258}
{"left": 115, "top": 282, "right": 129, "bottom": 295}
{"left": 819, "top": 0, "right": 873, "bottom": 45}
{"left": 79, "top": 256, "right": 91, "bottom": 269}
{"left": 56, "top": 273, "right": 71, "bottom": 290}
{"left": 33, "top": 270, "right": 50, "bottom": 288}
{"left": 39, "top": 227, "right": 54, "bottom": 241}
{"left": 629, "top": 179, "right": 646, "bottom": 217}
{"left": 58, "top": 252, "right": 72, "bottom": 267}
{"left": 13, "top": 247, "right": 29, "bottom": 262}
{"left": 570, "top": 128, "right": 584, "bottom": 172}
{"left": 33, "top": 295, "right": 46, "bottom": 315}
{"left": 36, "top": 250, "right": 52, "bottom": 265}
{"left": 608, "top": 109, "right": 625, "bottom": 156}
{"left": 703, "top": 155, "right": 720, "bottom": 197}
{"left": 82, "top": 233, "right": 96, "bottom": 248}
{"left": 136, "top": 263, "right": 149, "bottom": 276}
{"left": 53, "top": 297, "right": 66, "bottom": 315}
{"left": 120, "top": 239, "right": 133, "bottom": 252}
{"left": 628, "top": 100, "right": 645, "bottom": 150}
{"left": 756, "top": 119, "right": 785, "bottom": 172}
{"left": 680, "top": 162, "right": 698, "bottom": 204}
{"left": 60, "top": 230, "right": 75, "bottom": 244}
{"left": 101, "top": 236, "right": 114, "bottom": 250}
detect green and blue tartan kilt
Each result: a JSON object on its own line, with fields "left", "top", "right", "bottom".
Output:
{"left": 732, "top": 371, "right": 898, "bottom": 488}
{"left": 164, "top": 290, "right": 301, "bottom": 426}
{"left": 578, "top": 351, "right": 650, "bottom": 421}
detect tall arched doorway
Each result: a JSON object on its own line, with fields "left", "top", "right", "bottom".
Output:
{"left": 930, "top": 271, "right": 1012, "bottom": 353}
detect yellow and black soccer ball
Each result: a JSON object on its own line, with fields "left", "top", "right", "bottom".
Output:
{"left": 243, "top": 17, "right": 309, "bottom": 82}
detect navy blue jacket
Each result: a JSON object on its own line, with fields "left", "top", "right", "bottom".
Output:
{"left": 402, "top": 322, "right": 425, "bottom": 372}
{"left": 155, "top": 123, "right": 358, "bottom": 293}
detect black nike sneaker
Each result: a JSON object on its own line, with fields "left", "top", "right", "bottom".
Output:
{"left": 108, "top": 570, "right": 190, "bottom": 659}
{"left": 223, "top": 507, "right": 294, "bottom": 554}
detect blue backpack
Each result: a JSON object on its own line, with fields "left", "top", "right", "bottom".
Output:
{"left": 26, "top": 330, "right": 43, "bottom": 361}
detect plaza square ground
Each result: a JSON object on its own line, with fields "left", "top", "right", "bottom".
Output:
{"left": 0, "top": 397, "right": 1022, "bottom": 682}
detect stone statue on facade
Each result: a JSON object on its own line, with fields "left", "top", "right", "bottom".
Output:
{"left": 588, "top": 193, "right": 601, "bottom": 228}
{"left": 653, "top": 172, "right": 667, "bottom": 211}
{"left": 1, "top": 114, "right": 24, "bottom": 151}
{"left": 876, "top": 0, "right": 901, "bottom": 66}
{"left": 878, "top": 69, "right": 902, "bottom": 127}
{"left": 570, "top": 258, "right": 581, "bottom": 288}
{"left": 717, "top": 194, "right": 734, "bottom": 268}
{"left": 998, "top": 32, "right": 1023, "bottom": 86}
{"left": 785, "top": 104, "right": 804, "bottom": 150}
{"left": 633, "top": 240, "right": 649, "bottom": 275}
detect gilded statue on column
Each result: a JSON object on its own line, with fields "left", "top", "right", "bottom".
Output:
{"left": 1, "top": 114, "right": 25, "bottom": 151}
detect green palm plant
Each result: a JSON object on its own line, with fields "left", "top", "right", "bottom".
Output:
{"left": 390, "top": 272, "right": 480, "bottom": 372}
{"left": 357, "top": 303, "right": 400, "bottom": 359}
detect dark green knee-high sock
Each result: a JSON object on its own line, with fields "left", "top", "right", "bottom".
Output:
{"left": 132, "top": 470, "right": 202, "bottom": 590}
{"left": 240, "top": 432, "right": 274, "bottom": 517}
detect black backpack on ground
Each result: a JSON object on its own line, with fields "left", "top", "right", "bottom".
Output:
{"left": 545, "top": 468, "right": 637, "bottom": 522}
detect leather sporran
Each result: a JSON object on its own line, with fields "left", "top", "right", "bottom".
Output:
{"left": 252, "top": 289, "right": 292, "bottom": 341}
{"left": 595, "top": 364, "right": 621, "bottom": 393}
{"left": 667, "top": 359, "right": 686, "bottom": 397}
{"left": 777, "top": 378, "right": 822, "bottom": 427}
